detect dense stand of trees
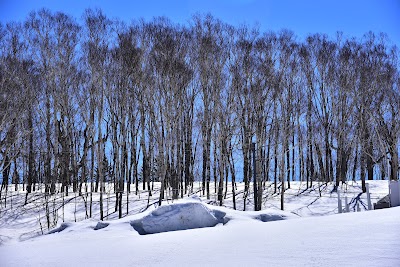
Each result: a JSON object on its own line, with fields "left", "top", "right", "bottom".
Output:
{"left": 0, "top": 9, "right": 399, "bottom": 216}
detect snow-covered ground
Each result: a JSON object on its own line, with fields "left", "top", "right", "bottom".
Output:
{"left": 1, "top": 181, "right": 399, "bottom": 266}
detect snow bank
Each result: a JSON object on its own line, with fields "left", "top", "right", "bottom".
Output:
{"left": 254, "top": 213, "right": 286, "bottom": 222}
{"left": 2, "top": 201, "right": 400, "bottom": 266}
{"left": 131, "top": 202, "right": 224, "bottom": 234}
{"left": 94, "top": 222, "right": 109, "bottom": 230}
{"left": 47, "top": 223, "right": 71, "bottom": 234}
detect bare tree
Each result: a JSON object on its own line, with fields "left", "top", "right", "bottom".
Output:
{"left": 83, "top": 8, "right": 111, "bottom": 220}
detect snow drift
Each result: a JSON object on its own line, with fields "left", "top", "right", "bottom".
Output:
{"left": 47, "top": 223, "right": 71, "bottom": 234}
{"left": 94, "top": 222, "right": 109, "bottom": 230}
{"left": 254, "top": 213, "right": 286, "bottom": 222}
{"left": 131, "top": 202, "right": 226, "bottom": 235}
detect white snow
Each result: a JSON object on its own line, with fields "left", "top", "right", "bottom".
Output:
{"left": 0, "top": 181, "right": 399, "bottom": 266}
{"left": 135, "top": 202, "right": 220, "bottom": 234}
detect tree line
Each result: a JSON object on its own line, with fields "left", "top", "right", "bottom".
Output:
{"left": 0, "top": 9, "right": 399, "bottom": 216}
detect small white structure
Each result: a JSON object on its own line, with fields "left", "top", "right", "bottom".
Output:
{"left": 389, "top": 180, "right": 400, "bottom": 207}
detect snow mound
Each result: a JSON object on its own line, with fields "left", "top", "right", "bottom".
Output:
{"left": 212, "top": 209, "right": 230, "bottom": 224}
{"left": 254, "top": 214, "right": 286, "bottom": 222}
{"left": 94, "top": 222, "right": 109, "bottom": 230}
{"left": 47, "top": 223, "right": 71, "bottom": 234}
{"left": 131, "top": 202, "right": 224, "bottom": 235}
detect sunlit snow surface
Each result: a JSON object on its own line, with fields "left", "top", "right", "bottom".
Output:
{"left": 0, "top": 181, "right": 399, "bottom": 266}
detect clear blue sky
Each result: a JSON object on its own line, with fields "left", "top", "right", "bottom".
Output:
{"left": 0, "top": 0, "right": 399, "bottom": 46}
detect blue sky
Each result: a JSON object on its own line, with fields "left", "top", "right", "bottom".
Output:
{"left": 0, "top": 0, "right": 399, "bottom": 46}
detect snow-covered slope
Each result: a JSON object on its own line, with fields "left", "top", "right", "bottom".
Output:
{"left": 0, "top": 181, "right": 398, "bottom": 266}
{"left": 1, "top": 200, "right": 399, "bottom": 266}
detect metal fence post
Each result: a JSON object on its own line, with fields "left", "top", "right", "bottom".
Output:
{"left": 345, "top": 196, "right": 349, "bottom": 213}
{"left": 366, "top": 183, "right": 372, "bottom": 210}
